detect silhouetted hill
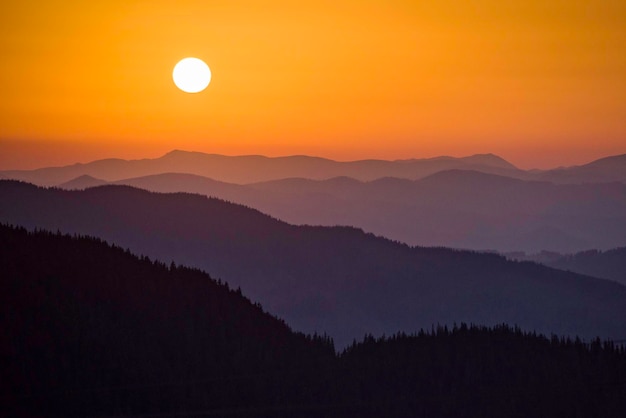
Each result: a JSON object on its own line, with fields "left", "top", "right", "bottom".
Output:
{"left": 4, "top": 150, "right": 626, "bottom": 187}
{"left": 64, "top": 169, "right": 626, "bottom": 253}
{"left": 2, "top": 180, "right": 626, "bottom": 348}
{"left": 420, "top": 168, "right": 525, "bottom": 187}
{"left": 457, "top": 152, "right": 518, "bottom": 169}
{"left": 411, "top": 170, "right": 626, "bottom": 251}
{"left": 0, "top": 149, "right": 525, "bottom": 186}
{"left": 3, "top": 224, "right": 625, "bottom": 416}
{"left": 538, "top": 153, "right": 626, "bottom": 184}
{"left": 57, "top": 174, "right": 107, "bottom": 189}
{"left": 0, "top": 223, "right": 334, "bottom": 417}
{"left": 338, "top": 324, "right": 626, "bottom": 418}
{"left": 507, "top": 247, "right": 626, "bottom": 285}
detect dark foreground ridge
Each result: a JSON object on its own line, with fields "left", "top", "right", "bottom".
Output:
{"left": 2, "top": 224, "right": 625, "bottom": 417}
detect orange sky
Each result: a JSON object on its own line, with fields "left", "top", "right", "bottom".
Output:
{"left": 1, "top": 0, "right": 625, "bottom": 170}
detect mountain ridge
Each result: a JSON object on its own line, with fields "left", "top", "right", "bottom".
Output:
{"left": 2, "top": 179, "right": 626, "bottom": 347}
{"left": 52, "top": 168, "right": 626, "bottom": 253}
{"left": 506, "top": 247, "right": 626, "bottom": 285}
{"left": 0, "top": 150, "right": 529, "bottom": 186}
{"left": 3, "top": 149, "right": 625, "bottom": 187}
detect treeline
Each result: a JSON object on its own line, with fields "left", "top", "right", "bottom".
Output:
{"left": 338, "top": 325, "right": 626, "bottom": 417}
{"left": 0, "top": 224, "right": 334, "bottom": 417}
{"left": 1, "top": 224, "right": 625, "bottom": 417}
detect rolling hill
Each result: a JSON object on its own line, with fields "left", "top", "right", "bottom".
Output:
{"left": 0, "top": 149, "right": 526, "bottom": 186}
{"left": 3, "top": 150, "right": 626, "bottom": 188}
{"left": 56, "top": 169, "right": 626, "bottom": 253}
{"left": 506, "top": 247, "right": 626, "bottom": 285}
{"left": 538, "top": 154, "right": 626, "bottom": 184}
{"left": 2, "top": 180, "right": 626, "bottom": 347}
{"left": 0, "top": 223, "right": 334, "bottom": 416}
{"left": 3, "top": 224, "right": 625, "bottom": 416}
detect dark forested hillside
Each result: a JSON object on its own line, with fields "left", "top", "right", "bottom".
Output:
{"left": 2, "top": 180, "right": 626, "bottom": 348}
{"left": 338, "top": 325, "right": 626, "bottom": 418}
{"left": 0, "top": 224, "right": 334, "bottom": 417}
{"left": 2, "top": 224, "right": 625, "bottom": 417}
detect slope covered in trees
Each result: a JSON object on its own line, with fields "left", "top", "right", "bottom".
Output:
{"left": 2, "top": 180, "right": 626, "bottom": 347}
{"left": 2, "top": 224, "right": 625, "bottom": 416}
{"left": 338, "top": 325, "right": 626, "bottom": 417}
{"left": 0, "top": 224, "right": 334, "bottom": 417}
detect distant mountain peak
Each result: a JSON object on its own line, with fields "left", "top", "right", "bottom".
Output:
{"left": 161, "top": 149, "right": 214, "bottom": 158}
{"left": 538, "top": 153, "right": 626, "bottom": 183}
{"left": 73, "top": 174, "right": 99, "bottom": 180}
{"left": 461, "top": 153, "right": 518, "bottom": 170}
{"left": 56, "top": 174, "right": 107, "bottom": 190}
{"left": 163, "top": 149, "right": 193, "bottom": 156}
{"left": 584, "top": 153, "right": 626, "bottom": 168}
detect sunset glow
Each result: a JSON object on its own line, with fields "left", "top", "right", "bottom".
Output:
{"left": 1, "top": 0, "right": 625, "bottom": 169}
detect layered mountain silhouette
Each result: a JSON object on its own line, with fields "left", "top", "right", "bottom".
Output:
{"left": 2, "top": 180, "right": 626, "bottom": 347}
{"left": 4, "top": 224, "right": 625, "bottom": 416}
{"left": 0, "top": 150, "right": 531, "bottom": 186}
{"left": 507, "top": 247, "right": 626, "bottom": 285}
{"left": 537, "top": 154, "right": 626, "bottom": 184}
{"left": 2, "top": 150, "right": 626, "bottom": 187}
{"left": 57, "top": 174, "right": 107, "bottom": 189}
{"left": 54, "top": 169, "right": 626, "bottom": 253}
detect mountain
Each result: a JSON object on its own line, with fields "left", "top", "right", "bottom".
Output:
{"left": 506, "top": 247, "right": 626, "bottom": 285}
{"left": 4, "top": 150, "right": 626, "bottom": 187}
{"left": 338, "top": 325, "right": 626, "bottom": 418}
{"left": 3, "top": 224, "right": 625, "bottom": 417}
{"left": 60, "top": 169, "right": 626, "bottom": 253}
{"left": 539, "top": 154, "right": 626, "bottom": 184}
{"left": 0, "top": 223, "right": 334, "bottom": 417}
{"left": 0, "top": 150, "right": 525, "bottom": 186}
{"left": 2, "top": 180, "right": 626, "bottom": 348}
{"left": 56, "top": 174, "right": 107, "bottom": 189}
{"left": 113, "top": 172, "right": 254, "bottom": 201}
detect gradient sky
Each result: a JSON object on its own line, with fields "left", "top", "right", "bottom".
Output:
{"left": 1, "top": 0, "right": 625, "bottom": 169}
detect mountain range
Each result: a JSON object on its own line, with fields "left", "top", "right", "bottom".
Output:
{"left": 2, "top": 180, "right": 625, "bottom": 347}
{"left": 3, "top": 150, "right": 626, "bottom": 186}
{"left": 4, "top": 224, "right": 625, "bottom": 417}
{"left": 3, "top": 150, "right": 625, "bottom": 253}
{"left": 48, "top": 169, "right": 626, "bottom": 253}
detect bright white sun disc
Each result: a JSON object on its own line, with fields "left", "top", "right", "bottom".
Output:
{"left": 173, "top": 57, "right": 211, "bottom": 93}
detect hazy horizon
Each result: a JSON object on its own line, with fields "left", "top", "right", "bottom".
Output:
{"left": 2, "top": 141, "right": 625, "bottom": 172}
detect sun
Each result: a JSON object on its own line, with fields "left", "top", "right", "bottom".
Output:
{"left": 172, "top": 57, "right": 212, "bottom": 93}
